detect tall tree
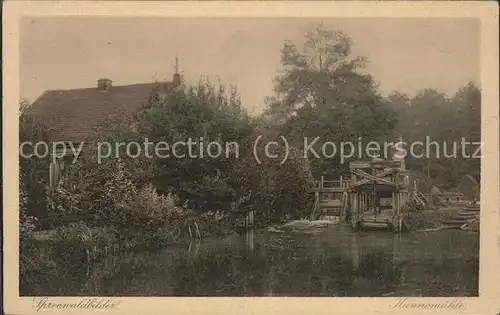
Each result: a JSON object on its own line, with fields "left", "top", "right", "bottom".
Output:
{"left": 267, "top": 23, "right": 397, "bottom": 178}
{"left": 389, "top": 82, "right": 481, "bottom": 188}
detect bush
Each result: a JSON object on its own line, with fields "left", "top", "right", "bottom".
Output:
{"left": 135, "top": 81, "right": 254, "bottom": 214}
{"left": 123, "top": 183, "right": 187, "bottom": 233}
{"left": 47, "top": 156, "right": 189, "bottom": 245}
{"left": 20, "top": 237, "right": 56, "bottom": 275}
{"left": 20, "top": 207, "right": 37, "bottom": 238}
{"left": 234, "top": 139, "right": 314, "bottom": 226}
{"left": 198, "top": 211, "right": 234, "bottom": 236}
{"left": 53, "top": 222, "right": 117, "bottom": 264}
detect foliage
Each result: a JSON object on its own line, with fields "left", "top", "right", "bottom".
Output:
{"left": 135, "top": 79, "right": 254, "bottom": 214}
{"left": 265, "top": 23, "right": 397, "bottom": 179}
{"left": 234, "top": 134, "right": 314, "bottom": 225}
{"left": 387, "top": 82, "right": 481, "bottom": 188}
{"left": 53, "top": 222, "right": 118, "bottom": 264}
{"left": 19, "top": 100, "right": 51, "bottom": 223}
{"left": 20, "top": 207, "right": 38, "bottom": 237}
{"left": 48, "top": 158, "right": 188, "bottom": 235}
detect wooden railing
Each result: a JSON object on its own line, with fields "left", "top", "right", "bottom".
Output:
{"left": 312, "top": 176, "right": 349, "bottom": 189}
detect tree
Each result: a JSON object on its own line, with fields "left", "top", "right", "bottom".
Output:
{"left": 389, "top": 83, "right": 481, "bottom": 188}
{"left": 19, "top": 100, "right": 51, "bottom": 223}
{"left": 135, "top": 79, "right": 254, "bottom": 213}
{"left": 267, "top": 23, "right": 397, "bottom": 178}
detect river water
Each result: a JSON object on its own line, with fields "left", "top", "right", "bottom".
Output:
{"left": 22, "top": 225, "right": 479, "bottom": 296}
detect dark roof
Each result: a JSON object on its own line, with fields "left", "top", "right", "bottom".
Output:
{"left": 26, "top": 81, "right": 176, "bottom": 142}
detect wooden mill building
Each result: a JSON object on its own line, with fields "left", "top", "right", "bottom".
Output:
{"left": 347, "top": 159, "right": 411, "bottom": 232}
{"left": 309, "top": 133, "right": 433, "bottom": 232}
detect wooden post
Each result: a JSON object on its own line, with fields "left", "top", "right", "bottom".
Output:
{"left": 314, "top": 191, "right": 319, "bottom": 220}
{"left": 355, "top": 193, "right": 359, "bottom": 227}
{"left": 362, "top": 193, "right": 366, "bottom": 212}
{"left": 372, "top": 175, "right": 377, "bottom": 215}
{"left": 397, "top": 192, "right": 402, "bottom": 232}
{"left": 391, "top": 192, "right": 396, "bottom": 230}
{"left": 358, "top": 194, "right": 361, "bottom": 216}
{"left": 49, "top": 163, "right": 54, "bottom": 189}
{"left": 360, "top": 193, "right": 363, "bottom": 213}
{"left": 350, "top": 174, "right": 355, "bottom": 226}
{"left": 351, "top": 192, "right": 358, "bottom": 229}
{"left": 395, "top": 193, "right": 399, "bottom": 232}
{"left": 393, "top": 192, "right": 400, "bottom": 232}
{"left": 340, "top": 191, "right": 346, "bottom": 221}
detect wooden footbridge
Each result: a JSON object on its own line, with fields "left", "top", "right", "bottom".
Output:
{"left": 309, "top": 159, "right": 431, "bottom": 233}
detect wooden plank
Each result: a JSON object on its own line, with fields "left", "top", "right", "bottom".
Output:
{"left": 320, "top": 200, "right": 342, "bottom": 207}
{"left": 308, "top": 187, "right": 346, "bottom": 193}
{"left": 349, "top": 159, "right": 403, "bottom": 170}
{"left": 322, "top": 180, "right": 341, "bottom": 188}
{"left": 361, "top": 215, "right": 392, "bottom": 222}
{"left": 350, "top": 169, "right": 397, "bottom": 187}
{"left": 311, "top": 192, "right": 320, "bottom": 220}
{"left": 354, "top": 168, "right": 399, "bottom": 188}
{"left": 349, "top": 160, "right": 372, "bottom": 169}
{"left": 372, "top": 160, "right": 403, "bottom": 169}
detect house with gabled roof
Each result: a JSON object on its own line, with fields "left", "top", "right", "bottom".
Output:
{"left": 25, "top": 66, "right": 182, "bottom": 187}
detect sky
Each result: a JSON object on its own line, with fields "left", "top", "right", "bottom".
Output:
{"left": 20, "top": 17, "right": 480, "bottom": 114}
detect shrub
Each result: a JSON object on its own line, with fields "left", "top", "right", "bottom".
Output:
{"left": 124, "top": 183, "right": 187, "bottom": 233}
{"left": 46, "top": 181, "right": 85, "bottom": 226}
{"left": 234, "top": 141, "right": 314, "bottom": 226}
{"left": 53, "top": 221, "right": 117, "bottom": 264}
{"left": 199, "top": 211, "right": 234, "bottom": 236}
{"left": 20, "top": 207, "right": 37, "bottom": 238}
{"left": 20, "top": 237, "right": 56, "bottom": 276}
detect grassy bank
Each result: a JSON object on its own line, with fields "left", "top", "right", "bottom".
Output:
{"left": 404, "top": 207, "right": 463, "bottom": 231}
{"left": 21, "top": 217, "right": 237, "bottom": 279}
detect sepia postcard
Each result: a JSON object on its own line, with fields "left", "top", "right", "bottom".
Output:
{"left": 2, "top": 1, "right": 499, "bottom": 315}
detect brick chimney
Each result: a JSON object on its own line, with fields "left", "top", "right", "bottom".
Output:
{"left": 173, "top": 73, "right": 181, "bottom": 87}
{"left": 173, "top": 57, "right": 181, "bottom": 87}
{"left": 97, "top": 78, "right": 112, "bottom": 91}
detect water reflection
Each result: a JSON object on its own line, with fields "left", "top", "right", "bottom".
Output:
{"left": 20, "top": 227, "right": 478, "bottom": 297}
{"left": 188, "top": 240, "right": 201, "bottom": 258}
{"left": 243, "top": 228, "right": 255, "bottom": 252}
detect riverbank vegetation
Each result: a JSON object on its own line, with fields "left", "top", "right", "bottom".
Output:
{"left": 20, "top": 24, "right": 480, "bottom": 276}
